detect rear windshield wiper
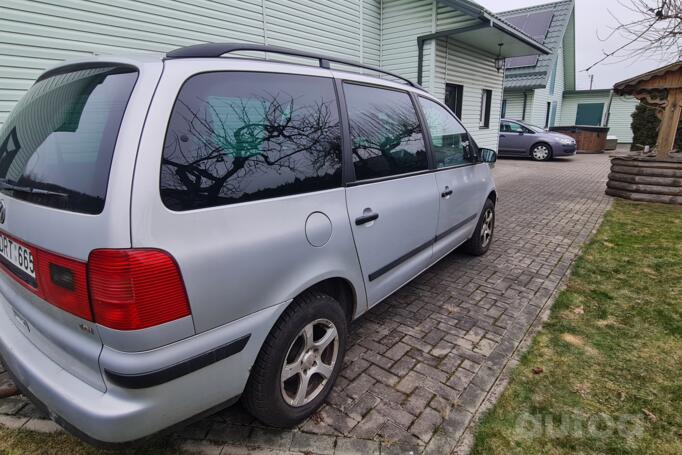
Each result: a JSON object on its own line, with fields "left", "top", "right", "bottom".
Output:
{"left": 0, "top": 179, "right": 69, "bottom": 198}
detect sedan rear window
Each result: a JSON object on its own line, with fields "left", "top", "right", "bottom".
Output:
{"left": 0, "top": 65, "right": 138, "bottom": 214}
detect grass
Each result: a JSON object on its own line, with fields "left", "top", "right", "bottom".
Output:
{"left": 472, "top": 200, "right": 682, "bottom": 455}
{"left": 0, "top": 426, "right": 186, "bottom": 454}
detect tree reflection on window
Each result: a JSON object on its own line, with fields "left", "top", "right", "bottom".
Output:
{"left": 344, "top": 84, "right": 427, "bottom": 180}
{"left": 161, "top": 73, "right": 342, "bottom": 211}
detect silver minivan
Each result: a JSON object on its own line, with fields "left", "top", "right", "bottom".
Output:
{"left": 0, "top": 43, "right": 497, "bottom": 446}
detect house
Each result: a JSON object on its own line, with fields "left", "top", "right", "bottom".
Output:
{"left": 497, "top": 0, "right": 639, "bottom": 145}
{"left": 0, "top": 0, "right": 549, "bottom": 151}
{"left": 560, "top": 89, "right": 639, "bottom": 144}
{"left": 498, "top": 0, "right": 575, "bottom": 128}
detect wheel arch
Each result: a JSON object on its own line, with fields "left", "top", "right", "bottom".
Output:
{"left": 487, "top": 190, "right": 497, "bottom": 205}
{"left": 306, "top": 277, "right": 357, "bottom": 324}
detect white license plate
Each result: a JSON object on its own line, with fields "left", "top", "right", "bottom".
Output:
{"left": 0, "top": 234, "right": 35, "bottom": 278}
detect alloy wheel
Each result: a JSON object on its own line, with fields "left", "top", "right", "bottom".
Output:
{"left": 480, "top": 208, "right": 494, "bottom": 248}
{"left": 280, "top": 319, "right": 339, "bottom": 407}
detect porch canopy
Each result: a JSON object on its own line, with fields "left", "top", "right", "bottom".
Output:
{"left": 418, "top": 0, "right": 551, "bottom": 84}
{"left": 614, "top": 61, "right": 682, "bottom": 158}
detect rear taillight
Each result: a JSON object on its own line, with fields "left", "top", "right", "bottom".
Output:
{"left": 88, "top": 249, "right": 191, "bottom": 331}
{"left": 36, "top": 250, "right": 91, "bottom": 321}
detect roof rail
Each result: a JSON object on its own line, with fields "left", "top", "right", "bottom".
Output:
{"left": 165, "top": 43, "right": 420, "bottom": 88}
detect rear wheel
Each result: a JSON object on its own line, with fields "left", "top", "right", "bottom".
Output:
{"left": 463, "top": 199, "right": 495, "bottom": 256}
{"left": 243, "top": 291, "right": 347, "bottom": 427}
{"left": 530, "top": 143, "right": 552, "bottom": 161}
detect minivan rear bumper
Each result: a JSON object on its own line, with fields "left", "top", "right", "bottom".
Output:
{"left": 0, "top": 293, "right": 288, "bottom": 445}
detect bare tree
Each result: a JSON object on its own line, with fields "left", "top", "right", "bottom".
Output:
{"left": 584, "top": 0, "right": 682, "bottom": 72}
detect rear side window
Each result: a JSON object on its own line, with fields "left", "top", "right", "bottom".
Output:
{"left": 0, "top": 65, "right": 138, "bottom": 214}
{"left": 160, "top": 72, "right": 342, "bottom": 211}
{"left": 344, "top": 83, "right": 427, "bottom": 181}
{"left": 419, "top": 97, "right": 473, "bottom": 168}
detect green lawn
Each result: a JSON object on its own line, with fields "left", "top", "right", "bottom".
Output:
{"left": 0, "top": 426, "right": 185, "bottom": 454}
{"left": 472, "top": 200, "right": 682, "bottom": 454}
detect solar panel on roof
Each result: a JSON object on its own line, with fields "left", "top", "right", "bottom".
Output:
{"left": 502, "top": 10, "right": 554, "bottom": 69}
{"left": 524, "top": 11, "right": 554, "bottom": 42}
{"left": 505, "top": 13, "right": 528, "bottom": 29}
{"left": 505, "top": 55, "right": 539, "bottom": 69}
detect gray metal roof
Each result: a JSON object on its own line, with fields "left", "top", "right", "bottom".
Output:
{"left": 498, "top": 0, "right": 575, "bottom": 90}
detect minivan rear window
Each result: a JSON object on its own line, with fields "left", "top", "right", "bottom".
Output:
{"left": 0, "top": 65, "right": 138, "bottom": 214}
{"left": 160, "top": 72, "right": 342, "bottom": 211}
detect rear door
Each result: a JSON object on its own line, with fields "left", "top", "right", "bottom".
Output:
{"left": 342, "top": 82, "right": 439, "bottom": 306}
{"left": 0, "top": 60, "right": 160, "bottom": 390}
{"left": 417, "top": 97, "right": 482, "bottom": 259}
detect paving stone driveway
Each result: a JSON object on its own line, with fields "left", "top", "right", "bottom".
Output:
{"left": 0, "top": 154, "right": 613, "bottom": 454}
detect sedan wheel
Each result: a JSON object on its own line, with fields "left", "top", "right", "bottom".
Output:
{"left": 531, "top": 144, "right": 551, "bottom": 161}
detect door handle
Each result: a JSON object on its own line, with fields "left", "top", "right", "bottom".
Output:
{"left": 355, "top": 212, "right": 379, "bottom": 226}
{"left": 441, "top": 189, "right": 453, "bottom": 198}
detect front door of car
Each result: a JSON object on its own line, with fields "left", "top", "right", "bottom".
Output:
{"left": 502, "top": 121, "right": 533, "bottom": 154}
{"left": 342, "top": 82, "right": 439, "bottom": 307}
{"left": 418, "top": 97, "right": 482, "bottom": 258}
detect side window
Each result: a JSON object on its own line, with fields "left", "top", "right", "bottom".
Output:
{"left": 506, "top": 122, "right": 526, "bottom": 133}
{"left": 160, "top": 72, "right": 342, "bottom": 210}
{"left": 344, "top": 83, "right": 427, "bottom": 181}
{"left": 479, "top": 89, "right": 492, "bottom": 128}
{"left": 445, "top": 83, "right": 463, "bottom": 119}
{"left": 419, "top": 97, "right": 473, "bottom": 168}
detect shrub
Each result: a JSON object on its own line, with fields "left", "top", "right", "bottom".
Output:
{"left": 630, "top": 102, "right": 682, "bottom": 151}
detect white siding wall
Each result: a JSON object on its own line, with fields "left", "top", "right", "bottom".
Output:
{"left": 550, "top": 47, "right": 565, "bottom": 127}
{"left": 380, "top": 0, "right": 503, "bottom": 150}
{"left": 608, "top": 96, "right": 639, "bottom": 143}
{"left": 528, "top": 86, "right": 549, "bottom": 127}
{"left": 502, "top": 91, "right": 525, "bottom": 120}
{"left": 0, "top": 0, "right": 382, "bottom": 126}
{"left": 560, "top": 92, "right": 639, "bottom": 143}
{"left": 381, "top": 0, "right": 435, "bottom": 84}
{"left": 442, "top": 39, "right": 503, "bottom": 150}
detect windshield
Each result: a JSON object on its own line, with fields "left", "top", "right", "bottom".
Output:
{"left": 0, "top": 64, "right": 138, "bottom": 214}
{"left": 519, "top": 122, "right": 546, "bottom": 133}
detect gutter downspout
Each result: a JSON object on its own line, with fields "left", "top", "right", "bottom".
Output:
{"left": 602, "top": 90, "right": 614, "bottom": 127}
{"left": 522, "top": 91, "right": 528, "bottom": 121}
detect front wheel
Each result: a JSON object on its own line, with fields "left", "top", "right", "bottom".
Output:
{"left": 530, "top": 143, "right": 552, "bottom": 161}
{"left": 242, "top": 291, "right": 347, "bottom": 427}
{"left": 463, "top": 199, "right": 495, "bottom": 256}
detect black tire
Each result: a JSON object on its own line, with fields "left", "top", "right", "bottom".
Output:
{"left": 530, "top": 143, "right": 553, "bottom": 161}
{"left": 242, "top": 291, "right": 347, "bottom": 427}
{"left": 463, "top": 199, "right": 495, "bottom": 256}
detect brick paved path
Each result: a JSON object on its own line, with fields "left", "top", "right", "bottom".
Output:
{"left": 0, "top": 155, "right": 612, "bottom": 454}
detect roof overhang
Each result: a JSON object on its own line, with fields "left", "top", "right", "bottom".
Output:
{"left": 613, "top": 61, "right": 682, "bottom": 95}
{"left": 432, "top": 1, "right": 552, "bottom": 57}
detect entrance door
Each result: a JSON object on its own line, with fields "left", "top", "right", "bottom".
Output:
{"left": 342, "top": 82, "right": 439, "bottom": 306}
{"left": 418, "top": 97, "right": 483, "bottom": 258}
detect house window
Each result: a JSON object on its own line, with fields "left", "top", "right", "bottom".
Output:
{"left": 479, "top": 89, "right": 492, "bottom": 128}
{"left": 501, "top": 99, "right": 507, "bottom": 118}
{"left": 445, "top": 83, "right": 463, "bottom": 119}
{"left": 576, "top": 103, "right": 605, "bottom": 126}
{"left": 545, "top": 101, "right": 551, "bottom": 128}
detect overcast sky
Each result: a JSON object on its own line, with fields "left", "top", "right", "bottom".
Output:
{"left": 477, "top": 0, "right": 670, "bottom": 90}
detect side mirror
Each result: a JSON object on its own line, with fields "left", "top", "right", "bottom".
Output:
{"left": 479, "top": 148, "right": 497, "bottom": 163}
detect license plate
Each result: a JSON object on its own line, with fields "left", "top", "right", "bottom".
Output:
{"left": 0, "top": 234, "right": 35, "bottom": 278}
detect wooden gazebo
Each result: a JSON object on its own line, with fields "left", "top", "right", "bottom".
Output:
{"left": 607, "top": 62, "right": 682, "bottom": 205}
{"left": 613, "top": 61, "right": 682, "bottom": 159}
